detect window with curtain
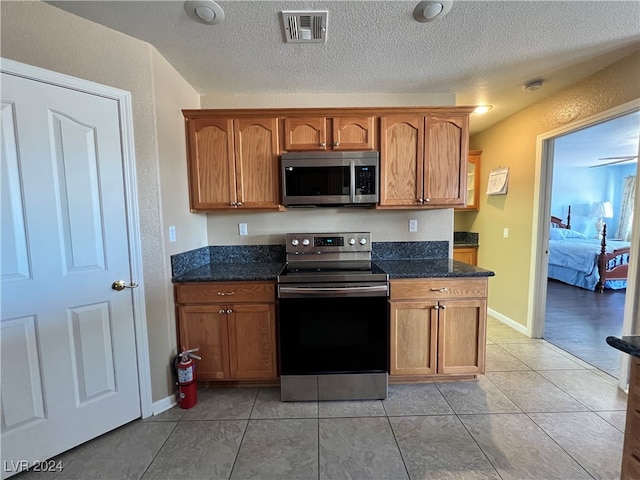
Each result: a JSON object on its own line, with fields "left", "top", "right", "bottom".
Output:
{"left": 616, "top": 175, "right": 636, "bottom": 241}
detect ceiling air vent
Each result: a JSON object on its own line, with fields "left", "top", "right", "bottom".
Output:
{"left": 281, "top": 11, "right": 328, "bottom": 44}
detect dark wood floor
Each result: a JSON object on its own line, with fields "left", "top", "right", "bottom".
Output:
{"left": 544, "top": 279, "right": 626, "bottom": 377}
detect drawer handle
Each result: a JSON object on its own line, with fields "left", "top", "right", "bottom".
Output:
{"left": 217, "top": 291, "right": 236, "bottom": 296}
{"left": 430, "top": 287, "right": 448, "bottom": 292}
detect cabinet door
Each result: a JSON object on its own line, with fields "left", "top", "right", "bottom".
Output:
{"left": 452, "top": 247, "right": 478, "bottom": 266}
{"left": 389, "top": 301, "right": 438, "bottom": 375}
{"left": 423, "top": 114, "right": 468, "bottom": 206}
{"left": 228, "top": 303, "right": 277, "bottom": 379}
{"left": 234, "top": 118, "right": 280, "bottom": 209}
{"left": 283, "top": 117, "right": 327, "bottom": 151}
{"left": 437, "top": 298, "right": 486, "bottom": 374}
{"left": 177, "top": 305, "right": 230, "bottom": 379}
{"left": 186, "top": 117, "right": 236, "bottom": 210}
{"left": 332, "top": 116, "right": 376, "bottom": 150}
{"left": 379, "top": 115, "right": 424, "bottom": 206}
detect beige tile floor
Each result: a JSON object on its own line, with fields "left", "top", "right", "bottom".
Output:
{"left": 19, "top": 317, "right": 628, "bottom": 480}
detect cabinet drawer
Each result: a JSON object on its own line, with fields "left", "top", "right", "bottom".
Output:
{"left": 390, "top": 278, "right": 487, "bottom": 300}
{"left": 175, "top": 282, "right": 275, "bottom": 304}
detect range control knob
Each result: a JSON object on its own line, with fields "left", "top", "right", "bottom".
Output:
{"left": 291, "top": 239, "right": 299, "bottom": 246}
{"left": 359, "top": 238, "right": 367, "bottom": 245}
{"left": 348, "top": 238, "right": 356, "bottom": 245}
{"left": 302, "top": 238, "right": 310, "bottom": 246}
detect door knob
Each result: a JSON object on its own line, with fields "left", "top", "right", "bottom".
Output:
{"left": 112, "top": 280, "right": 139, "bottom": 291}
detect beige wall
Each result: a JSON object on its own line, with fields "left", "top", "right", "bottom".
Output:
{"left": 469, "top": 50, "right": 640, "bottom": 329}
{"left": 206, "top": 208, "right": 454, "bottom": 248}
{"left": 1, "top": 1, "right": 201, "bottom": 403}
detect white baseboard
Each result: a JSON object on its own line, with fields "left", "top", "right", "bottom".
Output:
{"left": 149, "top": 394, "right": 177, "bottom": 417}
{"left": 487, "top": 308, "right": 529, "bottom": 336}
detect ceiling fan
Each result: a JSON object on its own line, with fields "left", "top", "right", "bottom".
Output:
{"left": 589, "top": 155, "right": 638, "bottom": 168}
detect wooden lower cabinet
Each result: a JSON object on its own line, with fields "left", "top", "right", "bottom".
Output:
{"left": 453, "top": 246, "right": 478, "bottom": 266}
{"left": 175, "top": 282, "right": 277, "bottom": 382}
{"left": 389, "top": 278, "right": 487, "bottom": 380}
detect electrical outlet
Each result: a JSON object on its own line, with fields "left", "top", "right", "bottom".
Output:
{"left": 503, "top": 227, "right": 509, "bottom": 239}
{"left": 409, "top": 219, "right": 418, "bottom": 233}
{"left": 239, "top": 223, "right": 248, "bottom": 236}
{"left": 169, "top": 226, "right": 176, "bottom": 242}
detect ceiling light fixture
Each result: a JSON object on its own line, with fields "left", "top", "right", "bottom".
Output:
{"left": 522, "top": 79, "right": 544, "bottom": 92}
{"left": 473, "top": 105, "right": 493, "bottom": 114}
{"left": 413, "top": 0, "right": 453, "bottom": 23}
{"left": 184, "top": 0, "right": 224, "bottom": 25}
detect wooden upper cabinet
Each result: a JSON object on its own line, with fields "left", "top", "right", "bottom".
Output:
{"left": 185, "top": 116, "right": 280, "bottom": 211}
{"left": 379, "top": 115, "right": 424, "bottom": 207}
{"left": 283, "top": 115, "right": 375, "bottom": 151}
{"left": 456, "top": 150, "right": 481, "bottom": 211}
{"left": 283, "top": 117, "right": 327, "bottom": 151}
{"left": 379, "top": 113, "right": 468, "bottom": 208}
{"left": 332, "top": 116, "right": 376, "bottom": 150}
{"left": 234, "top": 118, "right": 280, "bottom": 209}
{"left": 424, "top": 114, "right": 468, "bottom": 206}
{"left": 187, "top": 117, "right": 236, "bottom": 210}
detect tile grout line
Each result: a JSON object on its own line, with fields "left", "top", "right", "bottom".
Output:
{"left": 226, "top": 388, "right": 260, "bottom": 480}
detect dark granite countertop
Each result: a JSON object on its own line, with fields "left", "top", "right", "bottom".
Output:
{"left": 171, "top": 240, "right": 495, "bottom": 282}
{"left": 373, "top": 259, "right": 494, "bottom": 279}
{"left": 172, "top": 261, "right": 285, "bottom": 283}
{"left": 453, "top": 231, "right": 479, "bottom": 248}
{"left": 606, "top": 335, "right": 640, "bottom": 359}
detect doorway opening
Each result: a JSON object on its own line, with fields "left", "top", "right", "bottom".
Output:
{"left": 531, "top": 102, "right": 639, "bottom": 381}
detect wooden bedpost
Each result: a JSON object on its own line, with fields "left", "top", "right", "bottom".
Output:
{"left": 596, "top": 224, "right": 607, "bottom": 293}
{"left": 566, "top": 205, "right": 571, "bottom": 230}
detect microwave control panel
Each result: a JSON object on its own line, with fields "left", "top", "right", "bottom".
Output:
{"left": 355, "top": 166, "right": 376, "bottom": 195}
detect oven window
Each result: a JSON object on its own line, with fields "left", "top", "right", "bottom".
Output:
{"left": 284, "top": 166, "right": 349, "bottom": 196}
{"left": 278, "top": 296, "right": 388, "bottom": 375}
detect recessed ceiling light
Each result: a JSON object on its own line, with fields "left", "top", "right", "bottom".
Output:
{"left": 473, "top": 105, "right": 493, "bottom": 114}
{"left": 413, "top": 0, "right": 453, "bottom": 22}
{"left": 184, "top": 0, "right": 224, "bottom": 25}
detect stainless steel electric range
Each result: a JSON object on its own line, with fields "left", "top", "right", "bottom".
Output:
{"left": 277, "top": 232, "right": 389, "bottom": 401}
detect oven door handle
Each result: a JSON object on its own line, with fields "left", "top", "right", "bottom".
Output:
{"left": 278, "top": 285, "right": 388, "bottom": 297}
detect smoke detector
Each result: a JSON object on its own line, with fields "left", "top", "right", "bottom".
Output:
{"left": 281, "top": 11, "right": 328, "bottom": 43}
{"left": 413, "top": 1, "right": 453, "bottom": 22}
{"left": 523, "top": 79, "right": 544, "bottom": 92}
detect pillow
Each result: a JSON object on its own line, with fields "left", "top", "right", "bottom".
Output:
{"left": 550, "top": 228, "right": 587, "bottom": 240}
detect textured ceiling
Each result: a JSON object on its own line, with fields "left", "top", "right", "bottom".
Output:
{"left": 48, "top": 0, "right": 640, "bottom": 158}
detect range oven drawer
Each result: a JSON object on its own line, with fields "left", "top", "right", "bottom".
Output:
{"left": 175, "top": 282, "right": 275, "bottom": 304}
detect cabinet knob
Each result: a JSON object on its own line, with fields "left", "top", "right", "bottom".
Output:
{"left": 226, "top": 309, "right": 233, "bottom": 314}
{"left": 236, "top": 202, "right": 242, "bottom": 207}
{"left": 333, "top": 142, "right": 339, "bottom": 147}
{"left": 434, "top": 305, "right": 440, "bottom": 310}
{"left": 230, "top": 202, "right": 236, "bottom": 207}
{"left": 320, "top": 142, "right": 326, "bottom": 147}
{"left": 418, "top": 198, "right": 424, "bottom": 204}
{"left": 219, "top": 309, "right": 226, "bottom": 314}
{"left": 424, "top": 198, "right": 430, "bottom": 203}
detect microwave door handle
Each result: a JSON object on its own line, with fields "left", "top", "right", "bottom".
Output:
{"left": 350, "top": 161, "right": 356, "bottom": 204}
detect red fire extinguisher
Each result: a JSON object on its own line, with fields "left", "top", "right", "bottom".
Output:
{"left": 174, "top": 347, "right": 201, "bottom": 409}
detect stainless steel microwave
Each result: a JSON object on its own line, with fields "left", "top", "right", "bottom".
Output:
{"left": 280, "top": 151, "right": 379, "bottom": 207}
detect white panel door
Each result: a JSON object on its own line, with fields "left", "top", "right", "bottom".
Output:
{"left": 0, "top": 72, "right": 141, "bottom": 477}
